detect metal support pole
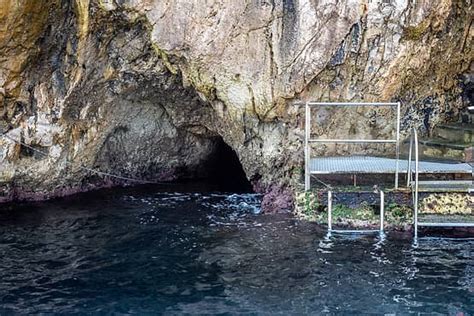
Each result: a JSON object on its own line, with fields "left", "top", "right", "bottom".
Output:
{"left": 395, "top": 102, "right": 401, "bottom": 189}
{"left": 414, "top": 194, "right": 418, "bottom": 239}
{"left": 328, "top": 191, "right": 332, "bottom": 232}
{"left": 414, "top": 129, "right": 419, "bottom": 239}
{"left": 380, "top": 191, "right": 384, "bottom": 233}
{"left": 407, "top": 134, "right": 413, "bottom": 187}
{"left": 305, "top": 103, "right": 311, "bottom": 191}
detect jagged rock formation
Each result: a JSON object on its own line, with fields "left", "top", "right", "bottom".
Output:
{"left": 0, "top": 0, "right": 472, "bottom": 210}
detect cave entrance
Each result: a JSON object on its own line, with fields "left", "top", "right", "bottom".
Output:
{"left": 203, "top": 137, "right": 253, "bottom": 192}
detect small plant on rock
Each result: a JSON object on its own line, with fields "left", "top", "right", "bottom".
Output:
{"left": 386, "top": 203, "right": 413, "bottom": 225}
{"left": 295, "top": 191, "right": 322, "bottom": 219}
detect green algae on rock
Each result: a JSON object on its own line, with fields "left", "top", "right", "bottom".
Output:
{"left": 295, "top": 190, "right": 414, "bottom": 230}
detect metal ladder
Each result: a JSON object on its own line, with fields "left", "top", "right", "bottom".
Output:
{"left": 304, "top": 101, "right": 400, "bottom": 235}
{"left": 327, "top": 190, "right": 385, "bottom": 234}
{"left": 407, "top": 128, "right": 474, "bottom": 239}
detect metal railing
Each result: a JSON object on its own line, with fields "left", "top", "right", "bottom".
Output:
{"left": 305, "top": 102, "right": 402, "bottom": 191}
{"left": 406, "top": 128, "right": 420, "bottom": 238}
{"left": 407, "top": 128, "right": 474, "bottom": 239}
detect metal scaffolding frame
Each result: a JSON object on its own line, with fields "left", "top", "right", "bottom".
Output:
{"left": 303, "top": 101, "right": 400, "bottom": 235}
{"left": 304, "top": 102, "right": 401, "bottom": 191}
{"left": 302, "top": 102, "right": 473, "bottom": 237}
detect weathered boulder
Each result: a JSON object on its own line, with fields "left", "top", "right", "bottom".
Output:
{"left": 0, "top": 0, "right": 472, "bottom": 211}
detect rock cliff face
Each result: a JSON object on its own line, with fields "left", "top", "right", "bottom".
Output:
{"left": 0, "top": 0, "right": 472, "bottom": 210}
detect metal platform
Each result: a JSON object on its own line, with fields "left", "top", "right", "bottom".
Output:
{"left": 303, "top": 102, "right": 473, "bottom": 238}
{"left": 304, "top": 102, "right": 402, "bottom": 190}
{"left": 310, "top": 156, "right": 472, "bottom": 175}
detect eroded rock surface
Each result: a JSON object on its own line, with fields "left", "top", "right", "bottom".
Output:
{"left": 0, "top": 0, "right": 472, "bottom": 210}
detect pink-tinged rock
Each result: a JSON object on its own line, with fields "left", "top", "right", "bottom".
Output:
{"left": 260, "top": 185, "right": 294, "bottom": 214}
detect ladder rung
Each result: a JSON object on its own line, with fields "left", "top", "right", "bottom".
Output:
{"left": 417, "top": 222, "right": 474, "bottom": 227}
{"left": 412, "top": 180, "right": 473, "bottom": 193}
{"left": 330, "top": 229, "right": 381, "bottom": 234}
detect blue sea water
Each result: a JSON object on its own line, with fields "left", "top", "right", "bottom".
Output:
{"left": 0, "top": 185, "right": 472, "bottom": 315}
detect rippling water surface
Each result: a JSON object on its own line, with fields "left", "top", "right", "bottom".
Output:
{"left": 0, "top": 185, "right": 473, "bottom": 314}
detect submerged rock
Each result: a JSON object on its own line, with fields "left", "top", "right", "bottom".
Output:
{"left": 0, "top": 1, "right": 472, "bottom": 208}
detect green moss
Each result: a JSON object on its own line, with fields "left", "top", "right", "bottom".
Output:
{"left": 314, "top": 202, "right": 412, "bottom": 225}
{"left": 385, "top": 202, "right": 413, "bottom": 225}
{"left": 295, "top": 191, "right": 321, "bottom": 218}
{"left": 185, "top": 69, "right": 217, "bottom": 98}
{"left": 315, "top": 202, "right": 375, "bottom": 224}
{"left": 402, "top": 20, "right": 429, "bottom": 41}
{"left": 295, "top": 189, "right": 414, "bottom": 228}
{"left": 151, "top": 43, "right": 178, "bottom": 75}
{"left": 294, "top": 191, "right": 319, "bottom": 220}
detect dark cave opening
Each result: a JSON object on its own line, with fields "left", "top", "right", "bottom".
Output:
{"left": 202, "top": 137, "right": 253, "bottom": 193}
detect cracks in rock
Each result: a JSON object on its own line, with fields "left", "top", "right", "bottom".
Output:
{"left": 262, "top": 0, "right": 279, "bottom": 121}
{"left": 247, "top": 83, "right": 262, "bottom": 122}
{"left": 291, "top": 16, "right": 360, "bottom": 98}
{"left": 400, "top": 0, "right": 413, "bottom": 26}
{"left": 366, "top": 37, "right": 389, "bottom": 86}
{"left": 214, "top": 2, "right": 252, "bottom": 58}
{"left": 282, "top": 11, "right": 336, "bottom": 72}
{"left": 297, "top": 2, "right": 407, "bottom": 102}
{"left": 460, "top": 17, "right": 472, "bottom": 52}
{"left": 351, "top": 12, "right": 369, "bottom": 89}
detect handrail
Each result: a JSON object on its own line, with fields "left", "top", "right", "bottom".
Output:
{"left": 309, "top": 139, "right": 397, "bottom": 144}
{"left": 407, "top": 128, "right": 474, "bottom": 239}
{"left": 306, "top": 102, "right": 399, "bottom": 107}
{"left": 406, "top": 128, "right": 419, "bottom": 238}
{"left": 304, "top": 101, "right": 401, "bottom": 190}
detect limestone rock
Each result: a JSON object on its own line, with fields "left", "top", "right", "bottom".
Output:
{"left": 0, "top": 0, "right": 472, "bottom": 210}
